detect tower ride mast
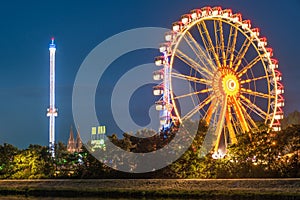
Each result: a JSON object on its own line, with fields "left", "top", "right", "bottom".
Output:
{"left": 47, "top": 38, "right": 58, "bottom": 158}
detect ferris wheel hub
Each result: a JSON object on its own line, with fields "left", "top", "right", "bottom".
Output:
{"left": 212, "top": 67, "right": 240, "bottom": 99}
{"left": 222, "top": 73, "right": 240, "bottom": 96}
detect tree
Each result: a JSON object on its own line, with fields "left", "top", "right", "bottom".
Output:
{"left": 271, "top": 124, "right": 300, "bottom": 177}
{"left": 0, "top": 143, "right": 19, "bottom": 178}
{"left": 73, "top": 146, "right": 111, "bottom": 178}
{"left": 168, "top": 120, "right": 300, "bottom": 178}
{"left": 11, "top": 145, "right": 54, "bottom": 179}
{"left": 168, "top": 119, "right": 211, "bottom": 178}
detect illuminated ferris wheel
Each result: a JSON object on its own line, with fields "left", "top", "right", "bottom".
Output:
{"left": 153, "top": 6, "right": 284, "bottom": 158}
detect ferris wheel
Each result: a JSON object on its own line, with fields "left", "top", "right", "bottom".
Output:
{"left": 153, "top": 6, "right": 284, "bottom": 158}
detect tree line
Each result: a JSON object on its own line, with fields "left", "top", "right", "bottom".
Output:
{"left": 0, "top": 122, "right": 299, "bottom": 179}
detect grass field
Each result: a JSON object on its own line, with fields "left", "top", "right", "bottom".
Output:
{"left": 0, "top": 179, "right": 299, "bottom": 199}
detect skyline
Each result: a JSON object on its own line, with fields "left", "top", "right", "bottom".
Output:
{"left": 0, "top": 1, "right": 299, "bottom": 148}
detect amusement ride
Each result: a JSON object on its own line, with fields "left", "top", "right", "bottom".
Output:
{"left": 153, "top": 6, "right": 284, "bottom": 158}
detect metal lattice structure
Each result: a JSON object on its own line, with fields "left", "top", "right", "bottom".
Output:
{"left": 153, "top": 6, "right": 284, "bottom": 158}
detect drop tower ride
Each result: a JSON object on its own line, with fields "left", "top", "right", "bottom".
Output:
{"left": 47, "top": 38, "right": 58, "bottom": 158}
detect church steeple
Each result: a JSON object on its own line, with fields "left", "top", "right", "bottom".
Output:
{"left": 67, "top": 126, "right": 75, "bottom": 153}
{"left": 67, "top": 126, "right": 83, "bottom": 153}
{"left": 76, "top": 128, "right": 83, "bottom": 152}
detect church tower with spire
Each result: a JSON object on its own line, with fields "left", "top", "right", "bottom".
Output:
{"left": 67, "top": 126, "right": 75, "bottom": 153}
{"left": 75, "top": 128, "right": 83, "bottom": 152}
{"left": 67, "top": 126, "right": 83, "bottom": 153}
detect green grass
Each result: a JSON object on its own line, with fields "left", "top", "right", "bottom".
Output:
{"left": 0, "top": 179, "right": 299, "bottom": 199}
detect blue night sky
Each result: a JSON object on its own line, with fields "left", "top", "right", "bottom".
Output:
{"left": 0, "top": 0, "right": 299, "bottom": 148}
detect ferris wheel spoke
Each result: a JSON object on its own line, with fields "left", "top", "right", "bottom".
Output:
{"left": 237, "top": 55, "right": 261, "bottom": 77}
{"left": 225, "top": 25, "right": 233, "bottom": 62}
{"left": 214, "top": 96, "right": 227, "bottom": 153}
{"left": 240, "top": 100, "right": 266, "bottom": 121}
{"left": 225, "top": 109, "right": 237, "bottom": 144}
{"left": 226, "top": 27, "right": 238, "bottom": 68}
{"left": 238, "top": 100, "right": 259, "bottom": 129}
{"left": 181, "top": 94, "right": 214, "bottom": 121}
{"left": 204, "top": 98, "right": 217, "bottom": 124}
{"left": 183, "top": 31, "right": 217, "bottom": 71}
{"left": 173, "top": 88, "right": 212, "bottom": 100}
{"left": 233, "top": 37, "right": 253, "bottom": 71}
{"left": 171, "top": 72, "right": 212, "bottom": 86}
{"left": 230, "top": 109, "right": 244, "bottom": 136}
{"left": 240, "top": 94, "right": 268, "bottom": 119}
{"left": 197, "top": 24, "right": 211, "bottom": 61}
{"left": 197, "top": 21, "right": 221, "bottom": 68}
{"left": 240, "top": 88, "right": 274, "bottom": 99}
{"left": 176, "top": 49, "right": 213, "bottom": 79}
{"left": 231, "top": 96, "right": 250, "bottom": 133}
{"left": 218, "top": 20, "right": 226, "bottom": 67}
{"left": 213, "top": 20, "right": 220, "bottom": 57}
{"left": 240, "top": 75, "right": 271, "bottom": 84}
